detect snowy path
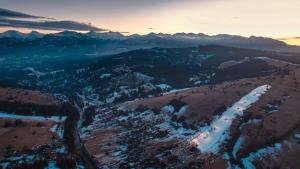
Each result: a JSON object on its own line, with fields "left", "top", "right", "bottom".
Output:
{"left": 191, "top": 85, "right": 271, "bottom": 153}
{"left": 0, "top": 112, "right": 66, "bottom": 122}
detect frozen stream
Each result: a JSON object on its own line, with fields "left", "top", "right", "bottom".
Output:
{"left": 191, "top": 85, "right": 271, "bottom": 153}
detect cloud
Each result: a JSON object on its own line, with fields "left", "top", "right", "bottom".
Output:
{"left": 278, "top": 37, "right": 300, "bottom": 41}
{"left": 0, "top": 8, "right": 104, "bottom": 31}
{"left": 0, "top": 8, "right": 51, "bottom": 19}
{"left": 0, "top": 18, "right": 104, "bottom": 31}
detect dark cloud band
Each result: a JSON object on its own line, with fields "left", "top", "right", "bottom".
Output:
{"left": 0, "top": 8, "right": 104, "bottom": 31}
{"left": 0, "top": 8, "right": 50, "bottom": 19}
{"left": 0, "top": 18, "right": 105, "bottom": 31}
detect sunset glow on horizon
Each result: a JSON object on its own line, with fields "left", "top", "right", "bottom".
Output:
{"left": 279, "top": 37, "right": 300, "bottom": 46}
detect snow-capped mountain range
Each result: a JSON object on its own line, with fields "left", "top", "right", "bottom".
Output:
{"left": 1, "top": 30, "right": 299, "bottom": 53}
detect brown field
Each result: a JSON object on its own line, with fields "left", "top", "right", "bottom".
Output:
{"left": 85, "top": 128, "right": 120, "bottom": 166}
{"left": 251, "top": 137, "right": 300, "bottom": 169}
{"left": 232, "top": 68, "right": 300, "bottom": 159}
{"left": 0, "top": 87, "right": 58, "bottom": 106}
{"left": 0, "top": 118, "right": 60, "bottom": 160}
{"left": 122, "top": 77, "right": 267, "bottom": 126}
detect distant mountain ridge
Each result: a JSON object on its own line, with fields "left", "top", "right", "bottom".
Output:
{"left": 0, "top": 30, "right": 44, "bottom": 39}
{"left": 0, "top": 30, "right": 300, "bottom": 53}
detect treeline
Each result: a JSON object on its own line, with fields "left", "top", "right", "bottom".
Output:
{"left": 62, "top": 103, "right": 79, "bottom": 153}
{"left": 0, "top": 100, "right": 71, "bottom": 116}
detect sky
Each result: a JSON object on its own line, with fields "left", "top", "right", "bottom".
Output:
{"left": 0, "top": 0, "right": 300, "bottom": 42}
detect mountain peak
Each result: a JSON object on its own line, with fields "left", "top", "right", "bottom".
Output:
{"left": 0, "top": 30, "right": 25, "bottom": 39}
{"left": 86, "top": 31, "right": 125, "bottom": 39}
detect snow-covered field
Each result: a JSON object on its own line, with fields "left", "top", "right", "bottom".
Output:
{"left": 23, "top": 67, "right": 65, "bottom": 78}
{"left": 255, "top": 56, "right": 299, "bottom": 66}
{"left": 218, "top": 57, "right": 249, "bottom": 69}
{"left": 191, "top": 85, "right": 271, "bottom": 153}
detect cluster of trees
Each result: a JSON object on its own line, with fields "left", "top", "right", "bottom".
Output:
{"left": 3, "top": 119, "right": 26, "bottom": 128}
{"left": 4, "top": 159, "right": 48, "bottom": 169}
{"left": 81, "top": 106, "right": 96, "bottom": 128}
{"left": 168, "top": 99, "right": 187, "bottom": 112}
{"left": 0, "top": 100, "right": 68, "bottom": 116}
{"left": 1, "top": 155, "right": 78, "bottom": 169}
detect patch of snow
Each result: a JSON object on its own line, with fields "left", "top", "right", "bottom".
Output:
{"left": 255, "top": 56, "right": 298, "bottom": 66}
{"left": 198, "top": 54, "right": 214, "bottom": 59}
{"left": 239, "top": 119, "right": 262, "bottom": 130}
{"left": 218, "top": 57, "right": 249, "bottom": 69}
{"left": 189, "top": 77, "right": 197, "bottom": 82}
{"left": 46, "top": 161, "right": 59, "bottom": 169}
{"left": 156, "top": 84, "right": 171, "bottom": 90}
{"left": 23, "top": 67, "right": 64, "bottom": 78}
{"left": 23, "top": 67, "right": 46, "bottom": 78}
{"left": 255, "top": 56, "right": 273, "bottom": 61}
{"left": 7, "top": 154, "right": 35, "bottom": 161}
{"left": 117, "top": 110, "right": 154, "bottom": 122}
{"left": 223, "top": 152, "right": 230, "bottom": 160}
{"left": 166, "top": 87, "right": 192, "bottom": 95}
{"left": 140, "top": 83, "right": 156, "bottom": 92}
{"left": 194, "top": 80, "right": 210, "bottom": 85}
{"left": 133, "top": 72, "right": 154, "bottom": 82}
{"left": 50, "top": 124, "right": 64, "bottom": 139}
{"left": 232, "top": 136, "right": 244, "bottom": 158}
{"left": 100, "top": 73, "right": 111, "bottom": 79}
{"left": 80, "top": 124, "right": 94, "bottom": 139}
{"left": 56, "top": 145, "right": 66, "bottom": 154}
{"left": 177, "top": 105, "right": 188, "bottom": 116}
{"left": 106, "top": 92, "right": 121, "bottom": 104}
{"left": 264, "top": 103, "right": 279, "bottom": 114}
{"left": 194, "top": 81, "right": 202, "bottom": 85}
{"left": 85, "top": 53, "right": 97, "bottom": 56}
{"left": 112, "top": 145, "right": 128, "bottom": 160}
{"left": 1, "top": 154, "right": 41, "bottom": 169}
{"left": 294, "top": 133, "right": 300, "bottom": 139}
{"left": 223, "top": 152, "right": 242, "bottom": 169}
{"left": 76, "top": 164, "right": 85, "bottom": 169}
{"left": 161, "top": 105, "right": 175, "bottom": 113}
{"left": 241, "top": 143, "right": 281, "bottom": 169}
{"left": 0, "top": 112, "right": 66, "bottom": 122}
{"left": 0, "top": 162, "right": 10, "bottom": 169}
{"left": 53, "top": 93, "right": 69, "bottom": 103}
{"left": 154, "top": 109, "right": 196, "bottom": 138}
{"left": 83, "top": 86, "right": 94, "bottom": 93}
{"left": 76, "top": 87, "right": 103, "bottom": 109}
{"left": 191, "top": 85, "right": 271, "bottom": 153}
{"left": 115, "top": 108, "right": 196, "bottom": 140}
{"left": 76, "top": 68, "right": 87, "bottom": 74}
{"left": 157, "top": 119, "right": 195, "bottom": 137}
{"left": 49, "top": 69, "right": 64, "bottom": 75}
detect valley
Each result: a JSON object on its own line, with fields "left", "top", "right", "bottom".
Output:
{"left": 0, "top": 32, "right": 300, "bottom": 168}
